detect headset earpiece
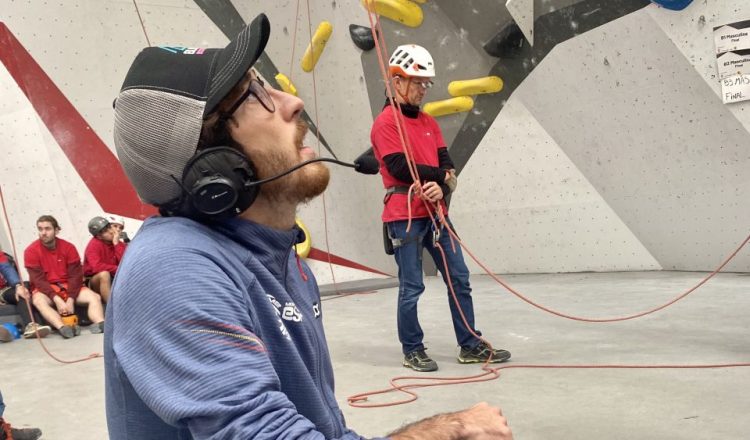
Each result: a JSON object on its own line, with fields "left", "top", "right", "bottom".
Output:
{"left": 164, "top": 147, "right": 258, "bottom": 220}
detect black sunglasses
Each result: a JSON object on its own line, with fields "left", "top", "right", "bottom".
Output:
{"left": 224, "top": 78, "right": 275, "bottom": 116}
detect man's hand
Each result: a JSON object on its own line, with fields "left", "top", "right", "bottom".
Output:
{"left": 53, "top": 295, "right": 68, "bottom": 315}
{"left": 54, "top": 295, "right": 74, "bottom": 315}
{"left": 421, "top": 181, "right": 444, "bottom": 202}
{"left": 445, "top": 169, "right": 458, "bottom": 193}
{"left": 389, "top": 402, "right": 513, "bottom": 440}
{"left": 64, "top": 298, "right": 75, "bottom": 315}
{"left": 457, "top": 402, "right": 513, "bottom": 439}
{"left": 15, "top": 284, "right": 30, "bottom": 301}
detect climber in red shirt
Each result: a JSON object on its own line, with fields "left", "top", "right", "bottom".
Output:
{"left": 24, "top": 215, "right": 105, "bottom": 339}
{"left": 84, "top": 216, "right": 126, "bottom": 303}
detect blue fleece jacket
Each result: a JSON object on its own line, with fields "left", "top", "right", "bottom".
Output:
{"left": 104, "top": 216, "right": 380, "bottom": 439}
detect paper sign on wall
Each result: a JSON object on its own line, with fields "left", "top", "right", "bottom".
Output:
{"left": 714, "top": 20, "right": 750, "bottom": 104}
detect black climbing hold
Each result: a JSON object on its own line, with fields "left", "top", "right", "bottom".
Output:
{"left": 483, "top": 23, "right": 526, "bottom": 58}
{"left": 349, "top": 24, "right": 376, "bottom": 51}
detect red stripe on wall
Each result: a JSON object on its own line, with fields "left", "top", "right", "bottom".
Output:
{"left": 307, "top": 247, "right": 393, "bottom": 277}
{"left": 0, "top": 23, "right": 156, "bottom": 220}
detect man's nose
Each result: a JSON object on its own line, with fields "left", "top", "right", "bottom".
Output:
{"left": 269, "top": 87, "right": 304, "bottom": 121}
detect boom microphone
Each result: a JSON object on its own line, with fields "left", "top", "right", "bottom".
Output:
{"left": 251, "top": 154, "right": 377, "bottom": 187}
{"left": 353, "top": 148, "right": 380, "bottom": 175}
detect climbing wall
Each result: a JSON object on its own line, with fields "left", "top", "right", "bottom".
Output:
{"left": 452, "top": 0, "right": 750, "bottom": 273}
{"left": 0, "top": 0, "right": 747, "bottom": 279}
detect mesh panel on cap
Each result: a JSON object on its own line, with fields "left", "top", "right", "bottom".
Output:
{"left": 114, "top": 88, "right": 206, "bottom": 205}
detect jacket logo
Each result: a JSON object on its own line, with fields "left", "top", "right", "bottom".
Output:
{"left": 267, "top": 295, "right": 306, "bottom": 339}
{"left": 282, "top": 303, "right": 303, "bottom": 322}
{"left": 312, "top": 303, "right": 321, "bottom": 318}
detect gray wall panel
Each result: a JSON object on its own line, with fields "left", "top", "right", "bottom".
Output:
{"left": 451, "top": 97, "right": 660, "bottom": 274}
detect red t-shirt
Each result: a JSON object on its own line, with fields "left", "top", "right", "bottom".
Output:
{"left": 24, "top": 238, "right": 81, "bottom": 285}
{"left": 371, "top": 105, "right": 448, "bottom": 222}
{"left": 84, "top": 238, "right": 126, "bottom": 276}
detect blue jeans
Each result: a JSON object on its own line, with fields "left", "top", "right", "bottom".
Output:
{"left": 387, "top": 218, "right": 481, "bottom": 354}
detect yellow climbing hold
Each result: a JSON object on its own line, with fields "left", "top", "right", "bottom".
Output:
{"left": 361, "top": 0, "right": 424, "bottom": 28}
{"left": 301, "top": 21, "right": 333, "bottom": 72}
{"left": 410, "top": 0, "right": 428, "bottom": 3}
{"left": 295, "top": 218, "right": 312, "bottom": 259}
{"left": 275, "top": 73, "right": 298, "bottom": 96}
{"left": 448, "top": 76, "right": 504, "bottom": 97}
{"left": 423, "top": 96, "right": 474, "bottom": 117}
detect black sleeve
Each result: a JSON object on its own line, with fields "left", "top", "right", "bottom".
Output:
{"left": 439, "top": 183, "right": 451, "bottom": 197}
{"left": 383, "top": 153, "right": 445, "bottom": 184}
{"left": 437, "top": 147, "right": 455, "bottom": 170}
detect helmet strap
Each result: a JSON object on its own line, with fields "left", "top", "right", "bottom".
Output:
{"left": 394, "top": 76, "right": 414, "bottom": 106}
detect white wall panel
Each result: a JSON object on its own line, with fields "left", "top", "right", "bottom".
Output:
{"left": 135, "top": 1, "right": 228, "bottom": 47}
{"left": 0, "top": 64, "right": 96, "bottom": 269}
{"left": 646, "top": 0, "right": 750, "bottom": 133}
{"left": 515, "top": 9, "right": 750, "bottom": 271}
{"left": 452, "top": 97, "right": 660, "bottom": 274}
{"left": 1, "top": 0, "right": 147, "bottom": 153}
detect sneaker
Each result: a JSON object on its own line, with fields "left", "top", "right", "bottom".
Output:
{"left": 10, "top": 426, "right": 43, "bottom": 440}
{"left": 23, "top": 323, "right": 51, "bottom": 339}
{"left": 59, "top": 325, "right": 75, "bottom": 339}
{"left": 0, "top": 326, "right": 11, "bottom": 343}
{"left": 73, "top": 324, "right": 81, "bottom": 336}
{"left": 403, "top": 349, "right": 438, "bottom": 372}
{"left": 90, "top": 321, "right": 104, "bottom": 334}
{"left": 458, "top": 341, "right": 511, "bottom": 364}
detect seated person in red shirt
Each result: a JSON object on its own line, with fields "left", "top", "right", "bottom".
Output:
{"left": 0, "top": 249, "right": 51, "bottom": 339}
{"left": 83, "top": 216, "right": 126, "bottom": 303}
{"left": 105, "top": 214, "right": 130, "bottom": 243}
{"left": 24, "top": 215, "right": 105, "bottom": 339}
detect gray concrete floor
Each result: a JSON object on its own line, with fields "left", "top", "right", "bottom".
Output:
{"left": 2, "top": 271, "right": 749, "bottom": 439}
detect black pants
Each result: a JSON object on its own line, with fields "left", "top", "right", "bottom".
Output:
{"left": 1, "top": 285, "right": 41, "bottom": 328}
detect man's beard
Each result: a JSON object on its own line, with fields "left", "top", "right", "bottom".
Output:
{"left": 253, "top": 120, "right": 330, "bottom": 204}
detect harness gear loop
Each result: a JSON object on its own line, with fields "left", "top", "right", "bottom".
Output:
{"left": 430, "top": 222, "right": 440, "bottom": 247}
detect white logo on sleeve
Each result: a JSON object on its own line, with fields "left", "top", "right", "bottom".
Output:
{"left": 267, "top": 294, "right": 282, "bottom": 313}
{"left": 267, "top": 294, "right": 294, "bottom": 340}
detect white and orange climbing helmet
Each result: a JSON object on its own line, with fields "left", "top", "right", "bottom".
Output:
{"left": 388, "top": 44, "right": 435, "bottom": 78}
{"left": 105, "top": 215, "right": 125, "bottom": 227}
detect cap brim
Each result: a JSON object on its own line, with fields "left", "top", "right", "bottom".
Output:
{"left": 204, "top": 13, "right": 270, "bottom": 117}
